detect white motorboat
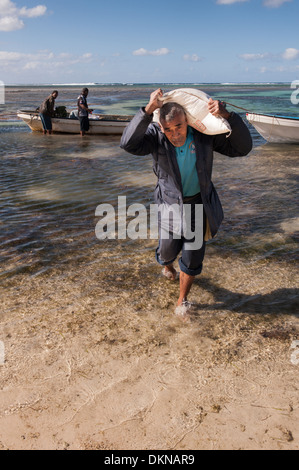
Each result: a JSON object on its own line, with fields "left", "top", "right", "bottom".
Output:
{"left": 246, "top": 113, "right": 299, "bottom": 144}
{"left": 17, "top": 110, "right": 132, "bottom": 135}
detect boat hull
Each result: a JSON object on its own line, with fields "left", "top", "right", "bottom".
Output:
{"left": 17, "top": 111, "right": 132, "bottom": 135}
{"left": 246, "top": 113, "right": 299, "bottom": 144}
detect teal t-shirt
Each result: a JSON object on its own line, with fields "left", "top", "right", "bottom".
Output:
{"left": 175, "top": 127, "right": 201, "bottom": 197}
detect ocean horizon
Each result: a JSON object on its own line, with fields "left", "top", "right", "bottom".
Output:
{"left": 4, "top": 81, "right": 294, "bottom": 87}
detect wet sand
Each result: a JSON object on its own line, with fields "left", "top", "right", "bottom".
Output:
{"left": 0, "top": 246, "right": 298, "bottom": 450}
{"left": 1, "top": 84, "right": 299, "bottom": 450}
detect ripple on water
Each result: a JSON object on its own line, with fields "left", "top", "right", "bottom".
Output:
{"left": 0, "top": 117, "right": 298, "bottom": 282}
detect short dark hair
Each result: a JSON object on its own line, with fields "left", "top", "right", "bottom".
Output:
{"left": 82, "top": 87, "right": 89, "bottom": 94}
{"left": 160, "top": 102, "right": 186, "bottom": 123}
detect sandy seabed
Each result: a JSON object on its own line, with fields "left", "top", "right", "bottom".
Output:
{"left": 0, "top": 245, "right": 298, "bottom": 451}
{"left": 1, "top": 83, "right": 298, "bottom": 450}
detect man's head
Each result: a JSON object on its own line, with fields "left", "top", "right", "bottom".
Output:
{"left": 159, "top": 102, "right": 188, "bottom": 147}
{"left": 52, "top": 90, "right": 58, "bottom": 99}
{"left": 82, "top": 87, "right": 89, "bottom": 96}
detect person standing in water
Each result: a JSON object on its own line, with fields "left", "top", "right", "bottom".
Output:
{"left": 120, "top": 88, "right": 252, "bottom": 319}
{"left": 77, "top": 88, "right": 93, "bottom": 137}
{"left": 39, "top": 90, "right": 58, "bottom": 135}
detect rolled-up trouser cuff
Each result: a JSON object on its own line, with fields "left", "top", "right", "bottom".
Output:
{"left": 179, "top": 257, "right": 203, "bottom": 276}
{"left": 156, "top": 196, "right": 206, "bottom": 276}
{"left": 155, "top": 248, "right": 177, "bottom": 267}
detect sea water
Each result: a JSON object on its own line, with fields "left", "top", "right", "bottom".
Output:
{"left": 0, "top": 83, "right": 298, "bottom": 312}
{"left": 0, "top": 84, "right": 298, "bottom": 452}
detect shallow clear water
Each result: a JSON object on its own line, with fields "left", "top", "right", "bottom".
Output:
{"left": 0, "top": 85, "right": 298, "bottom": 455}
{"left": 0, "top": 84, "right": 298, "bottom": 283}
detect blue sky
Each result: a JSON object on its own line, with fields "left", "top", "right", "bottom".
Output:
{"left": 0, "top": 0, "right": 298, "bottom": 84}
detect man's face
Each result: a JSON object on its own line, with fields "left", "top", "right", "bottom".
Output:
{"left": 160, "top": 112, "right": 188, "bottom": 147}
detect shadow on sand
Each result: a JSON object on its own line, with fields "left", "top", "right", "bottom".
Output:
{"left": 193, "top": 277, "right": 299, "bottom": 316}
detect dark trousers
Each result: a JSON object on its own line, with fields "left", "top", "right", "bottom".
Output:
{"left": 155, "top": 193, "right": 207, "bottom": 276}
{"left": 40, "top": 113, "right": 52, "bottom": 131}
{"left": 79, "top": 116, "right": 90, "bottom": 132}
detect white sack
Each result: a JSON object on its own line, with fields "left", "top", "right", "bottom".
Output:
{"left": 153, "top": 88, "right": 231, "bottom": 136}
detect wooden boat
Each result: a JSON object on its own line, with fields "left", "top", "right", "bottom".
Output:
{"left": 17, "top": 110, "right": 132, "bottom": 135}
{"left": 246, "top": 113, "right": 299, "bottom": 144}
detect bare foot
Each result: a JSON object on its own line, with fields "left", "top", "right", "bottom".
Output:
{"left": 162, "top": 265, "right": 177, "bottom": 281}
{"left": 175, "top": 300, "right": 193, "bottom": 322}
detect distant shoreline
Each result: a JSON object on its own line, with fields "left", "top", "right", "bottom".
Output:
{"left": 3, "top": 82, "right": 293, "bottom": 88}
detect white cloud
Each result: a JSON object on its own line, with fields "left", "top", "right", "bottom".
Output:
{"left": 282, "top": 48, "right": 299, "bottom": 60}
{"left": 0, "top": 50, "right": 25, "bottom": 61}
{"left": 82, "top": 52, "right": 93, "bottom": 60}
{"left": 0, "top": 0, "right": 47, "bottom": 31}
{"left": 263, "top": 0, "right": 292, "bottom": 7}
{"left": 0, "top": 49, "right": 93, "bottom": 72}
{"left": 217, "top": 0, "right": 291, "bottom": 5}
{"left": 0, "top": 15, "right": 23, "bottom": 31}
{"left": 23, "top": 61, "right": 38, "bottom": 70}
{"left": 133, "top": 47, "right": 170, "bottom": 57}
{"left": 183, "top": 54, "right": 202, "bottom": 62}
{"left": 239, "top": 52, "right": 271, "bottom": 60}
{"left": 216, "top": 0, "right": 248, "bottom": 4}
{"left": 19, "top": 5, "right": 47, "bottom": 18}
{"left": 239, "top": 49, "right": 299, "bottom": 61}
{"left": 0, "top": 0, "right": 17, "bottom": 15}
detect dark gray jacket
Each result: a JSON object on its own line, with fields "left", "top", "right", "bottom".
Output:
{"left": 120, "top": 108, "right": 252, "bottom": 238}
{"left": 39, "top": 95, "right": 56, "bottom": 117}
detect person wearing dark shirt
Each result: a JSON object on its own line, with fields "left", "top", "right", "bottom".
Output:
{"left": 39, "top": 90, "right": 58, "bottom": 135}
{"left": 77, "top": 88, "right": 93, "bottom": 136}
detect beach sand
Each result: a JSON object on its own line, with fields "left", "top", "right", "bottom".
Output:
{"left": 0, "top": 247, "right": 298, "bottom": 450}
{"left": 1, "top": 84, "right": 298, "bottom": 450}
